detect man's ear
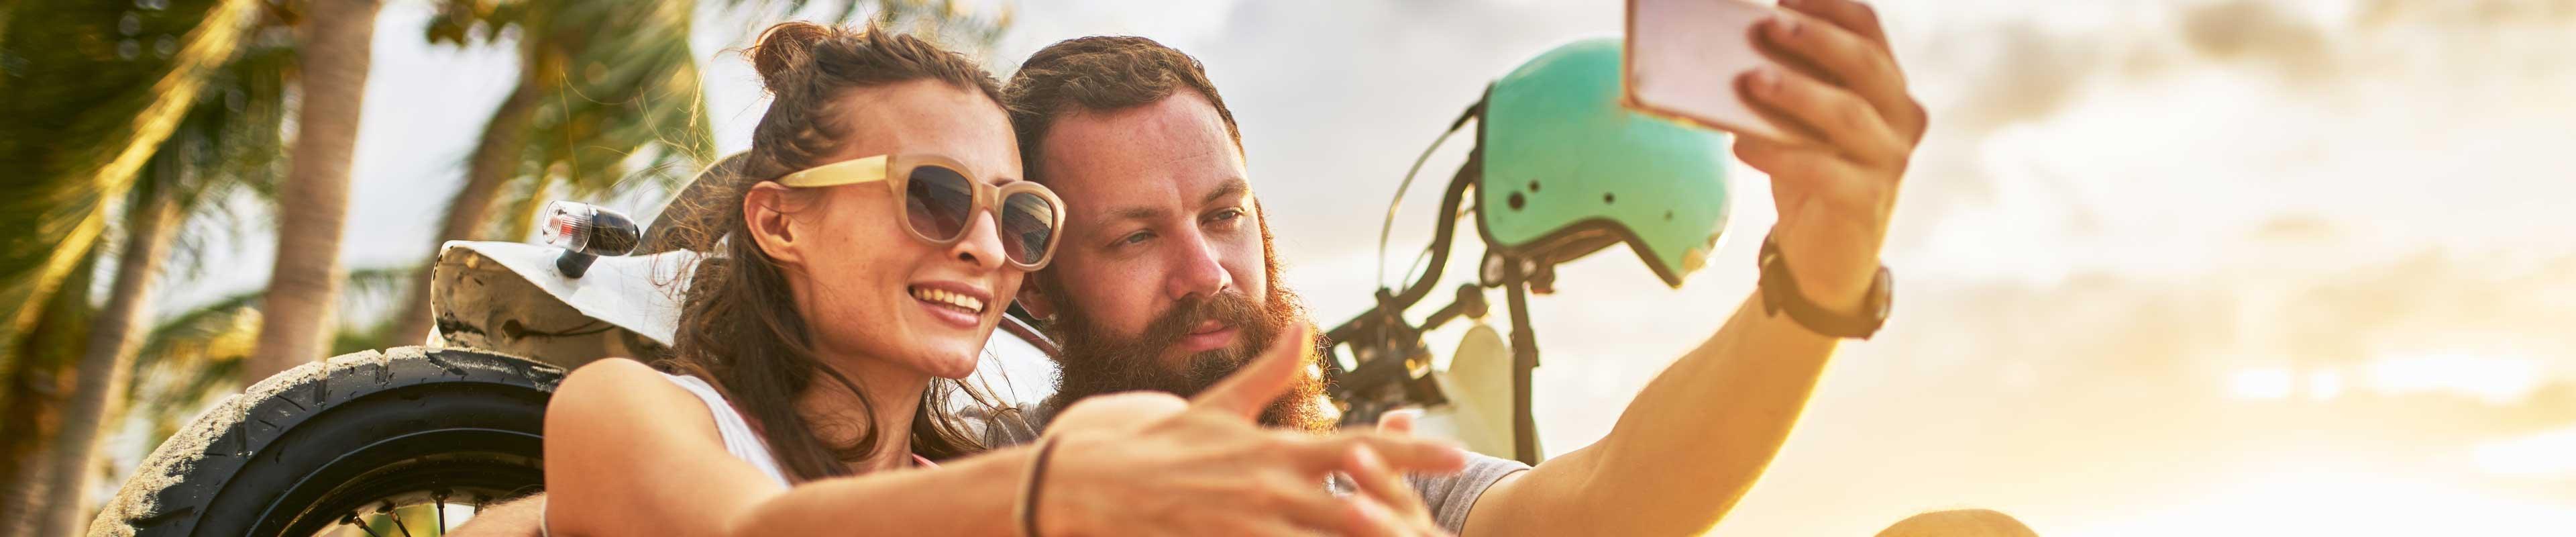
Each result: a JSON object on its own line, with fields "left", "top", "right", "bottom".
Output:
{"left": 1016, "top": 274, "right": 1057, "bottom": 320}
{"left": 743, "top": 181, "right": 805, "bottom": 266}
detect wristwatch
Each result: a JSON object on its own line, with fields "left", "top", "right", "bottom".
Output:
{"left": 1757, "top": 233, "right": 1892, "bottom": 340}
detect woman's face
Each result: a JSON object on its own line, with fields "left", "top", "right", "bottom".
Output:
{"left": 750, "top": 79, "right": 1024, "bottom": 380}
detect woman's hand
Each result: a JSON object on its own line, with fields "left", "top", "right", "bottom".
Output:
{"left": 1038, "top": 324, "right": 1466, "bottom": 536}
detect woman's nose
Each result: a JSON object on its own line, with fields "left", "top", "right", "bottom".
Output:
{"left": 947, "top": 209, "right": 1009, "bottom": 272}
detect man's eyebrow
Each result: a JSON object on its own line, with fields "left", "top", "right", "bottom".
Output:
{"left": 1202, "top": 177, "right": 1248, "bottom": 207}
{"left": 1106, "top": 205, "right": 1167, "bottom": 222}
{"left": 1094, "top": 177, "right": 1251, "bottom": 229}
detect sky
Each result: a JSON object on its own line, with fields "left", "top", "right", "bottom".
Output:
{"left": 152, "top": 0, "right": 2576, "bottom": 535}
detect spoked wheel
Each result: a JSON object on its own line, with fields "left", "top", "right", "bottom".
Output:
{"left": 276, "top": 433, "right": 538, "bottom": 536}
{"left": 93, "top": 347, "right": 562, "bottom": 536}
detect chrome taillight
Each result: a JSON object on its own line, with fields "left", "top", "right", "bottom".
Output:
{"left": 539, "top": 201, "right": 640, "bottom": 256}
{"left": 539, "top": 201, "right": 641, "bottom": 279}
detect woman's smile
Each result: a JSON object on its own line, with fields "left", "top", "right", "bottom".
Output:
{"left": 907, "top": 281, "right": 990, "bottom": 329}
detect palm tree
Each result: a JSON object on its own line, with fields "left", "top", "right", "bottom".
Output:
{"left": 21, "top": 30, "right": 295, "bottom": 531}
{"left": 0, "top": 0, "right": 263, "bottom": 532}
{"left": 240, "top": 0, "right": 384, "bottom": 384}
{"left": 27, "top": 173, "right": 181, "bottom": 537}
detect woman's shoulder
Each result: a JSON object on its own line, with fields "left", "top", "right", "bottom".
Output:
{"left": 551, "top": 358, "right": 698, "bottom": 428}
{"left": 561, "top": 358, "right": 674, "bottom": 394}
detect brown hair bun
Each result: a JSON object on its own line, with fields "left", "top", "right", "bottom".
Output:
{"left": 749, "top": 21, "right": 839, "bottom": 93}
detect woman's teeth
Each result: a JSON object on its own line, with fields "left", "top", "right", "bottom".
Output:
{"left": 910, "top": 287, "right": 985, "bottom": 314}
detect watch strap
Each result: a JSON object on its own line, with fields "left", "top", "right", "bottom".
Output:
{"left": 1757, "top": 234, "right": 1890, "bottom": 340}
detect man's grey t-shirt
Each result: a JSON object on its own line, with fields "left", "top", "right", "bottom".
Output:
{"left": 971, "top": 406, "right": 1529, "bottom": 532}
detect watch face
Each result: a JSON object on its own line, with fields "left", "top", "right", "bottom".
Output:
{"left": 1868, "top": 266, "right": 1894, "bottom": 322}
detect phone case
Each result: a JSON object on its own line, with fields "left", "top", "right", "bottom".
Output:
{"left": 1623, "top": 0, "right": 1819, "bottom": 146}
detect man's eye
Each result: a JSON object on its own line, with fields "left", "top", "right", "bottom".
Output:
{"left": 1205, "top": 208, "right": 1245, "bottom": 225}
{"left": 1117, "top": 230, "right": 1155, "bottom": 246}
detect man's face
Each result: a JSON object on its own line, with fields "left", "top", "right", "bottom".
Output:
{"left": 1024, "top": 91, "right": 1332, "bottom": 431}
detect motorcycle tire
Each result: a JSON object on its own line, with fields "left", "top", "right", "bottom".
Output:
{"left": 91, "top": 346, "right": 561, "bottom": 536}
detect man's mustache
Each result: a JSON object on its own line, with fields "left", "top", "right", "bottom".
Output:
{"left": 1131, "top": 291, "right": 1267, "bottom": 354}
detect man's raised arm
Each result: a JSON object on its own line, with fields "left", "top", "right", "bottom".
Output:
{"left": 1458, "top": 0, "right": 1931, "bottom": 534}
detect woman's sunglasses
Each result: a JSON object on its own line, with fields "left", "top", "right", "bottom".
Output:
{"left": 775, "top": 154, "right": 1066, "bottom": 271}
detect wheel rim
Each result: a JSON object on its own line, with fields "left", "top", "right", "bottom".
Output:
{"left": 258, "top": 428, "right": 543, "bottom": 536}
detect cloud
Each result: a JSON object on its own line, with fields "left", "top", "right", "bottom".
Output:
{"left": 2277, "top": 250, "right": 2576, "bottom": 370}
{"left": 2252, "top": 214, "right": 2341, "bottom": 244}
{"left": 2179, "top": 1, "right": 2340, "bottom": 83}
{"left": 1939, "top": 23, "right": 2112, "bottom": 134}
{"left": 2357, "top": 0, "right": 2576, "bottom": 28}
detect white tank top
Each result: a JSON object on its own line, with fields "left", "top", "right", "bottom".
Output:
{"left": 659, "top": 373, "right": 797, "bottom": 487}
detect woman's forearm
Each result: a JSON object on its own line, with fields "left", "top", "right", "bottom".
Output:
{"left": 728, "top": 444, "right": 1041, "bottom": 536}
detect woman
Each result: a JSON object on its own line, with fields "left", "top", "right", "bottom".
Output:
{"left": 541, "top": 23, "right": 1464, "bottom": 536}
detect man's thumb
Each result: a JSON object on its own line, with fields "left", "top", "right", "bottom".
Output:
{"left": 1377, "top": 408, "right": 1421, "bottom": 434}
{"left": 1187, "top": 323, "right": 1315, "bottom": 420}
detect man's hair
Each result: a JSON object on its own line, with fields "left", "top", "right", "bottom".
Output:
{"left": 1003, "top": 36, "right": 1242, "bottom": 184}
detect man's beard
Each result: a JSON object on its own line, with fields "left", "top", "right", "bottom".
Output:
{"left": 1038, "top": 242, "right": 1336, "bottom": 433}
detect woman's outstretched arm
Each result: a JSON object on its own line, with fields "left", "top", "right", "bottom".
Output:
{"left": 544, "top": 326, "right": 1468, "bottom": 537}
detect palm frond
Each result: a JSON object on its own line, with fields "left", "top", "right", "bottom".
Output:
{"left": 0, "top": 0, "right": 260, "bottom": 356}
{"left": 152, "top": 30, "right": 297, "bottom": 281}
{"left": 118, "top": 264, "right": 416, "bottom": 442}
{"left": 519, "top": 0, "right": 713, "bottom": 194}
{"left": 881, "top": 0, "right": 1011, "bottom": 54}
{"left": 493, "top": 174, "right": 559, "bottom": 242}
{"left": 421, "top": 0, "right": 712, "bottom": 242}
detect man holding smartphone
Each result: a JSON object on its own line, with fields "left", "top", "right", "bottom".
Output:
{"left": 996, "top": 0, "right": 2018, "bottom": 535}
{"left": 458, "top": 1, "right": 2032, "bottom": 534}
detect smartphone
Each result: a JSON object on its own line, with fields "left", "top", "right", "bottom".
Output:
{"left": 1624, "top": 0, "right": 1816, "bottom": 146}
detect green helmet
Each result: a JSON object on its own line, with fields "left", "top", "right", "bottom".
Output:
{"left": 1474, "top": 38, "right": 1732, "bottom": 287}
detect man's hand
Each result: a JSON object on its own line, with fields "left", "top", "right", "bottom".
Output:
{"left": 1041, "top": 324, "right": 1464, "bottom": 536}
{"left": 1452, "top": 3, "right": 1933, "bottom": 536}
{"left": 1737, "top": 0, "right": 1928, "bottom": 313}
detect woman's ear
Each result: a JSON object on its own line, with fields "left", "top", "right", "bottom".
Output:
{"left": 743, "top": 181, "right": 805, "bottom": 266}
{"left": 1015, "top": 275, "right": 1057, "bottom": 320}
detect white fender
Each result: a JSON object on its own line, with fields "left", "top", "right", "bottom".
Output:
{"left": 435, "top": 240, "right": 696, "bottom": 346}
{"left": 1413, "top": 322, "right": 1530, "bottom": 460}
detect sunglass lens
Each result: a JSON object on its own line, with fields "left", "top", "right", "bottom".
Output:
{"left": 904, "top": 165, "right": 975, "bottom": 241}
{"left": 1000, "top": 191, "right": 1058, "bottom": 264}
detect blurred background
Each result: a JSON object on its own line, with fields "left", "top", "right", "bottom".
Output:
{"left": 4, "top": 0, "right": 2573, "bottom": 535}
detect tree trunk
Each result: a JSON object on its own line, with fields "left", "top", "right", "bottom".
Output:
{"left": 381, "top": 79, "right": 543, "bottom": 347}
{"left": 0, "top": 247, "right": 100, "bottom": 537}
{"left": 32, "top": 192, "right": 180, "bottom": 536}
{"left": 0, "top": 371, "right": 67, "bottom": 537}
{"left": 243, "top": 0, "right": 381, "bottom": 384}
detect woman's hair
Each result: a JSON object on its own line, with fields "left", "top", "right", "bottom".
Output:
{"left": 652, "top": 21, "right": 1009, "bottom": 483}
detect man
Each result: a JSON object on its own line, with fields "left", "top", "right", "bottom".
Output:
{"left": 461, "top": 1, "right": 2034, "bottom": 534}
{"left": 996, "top": 0, "right": 2025, "bottom": 536}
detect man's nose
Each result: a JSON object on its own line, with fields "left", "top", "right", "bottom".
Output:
{"left": 1163, "top": 228, "right": 1232, "bottom": 301}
